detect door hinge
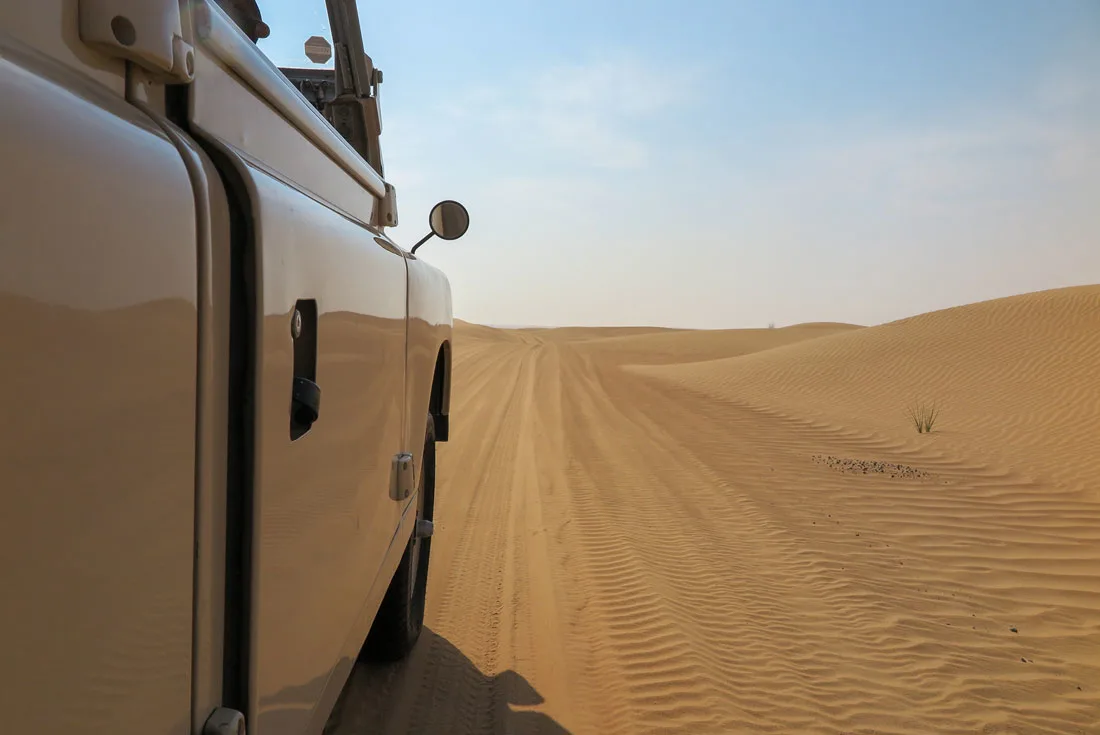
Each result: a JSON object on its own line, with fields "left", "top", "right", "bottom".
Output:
{"left": 373, "top": 182, "right": 398, "bottom": 229}
{"left": 203, "top": 707, "right": 246, "bottom": 735}
{"left": 79, "top": 0, "right": 195, "bottom": 83}
{"left": 391, "top": 452, "right": 415, "bottom": 502}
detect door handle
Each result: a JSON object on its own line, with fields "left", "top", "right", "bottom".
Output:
{"left": 292, "top": 376, "right": 321, "bottom": 427}
{"left": 290, "top": 300, "right": 319, "bottom": 440}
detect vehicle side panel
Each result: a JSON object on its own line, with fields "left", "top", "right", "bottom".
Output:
{"left": 243, "top": 166, "right": 408, "bottom": 735}
{"left": 187, "top": 16, "right": 411, "bottom": 734}
{"left": 406, "top": 257, "right": 454, "bottom": 459}
{"left": 0, "top": 0, "right": 125, "bottom": 97}
{"left": 190, "top": 3, "right": 378, "bottom": 225}
{"left": 163, "top": 127, "right": 233, "bottom": 735}
{"left": 301, "top": 492, "right": 421, "bottom": 735}
{"left": 0, "top": 37, "right": 197, "bottom": 735}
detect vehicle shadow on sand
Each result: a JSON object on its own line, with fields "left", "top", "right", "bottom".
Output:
{"left": 324, "top": 627, "right": 570, "bottom": 734}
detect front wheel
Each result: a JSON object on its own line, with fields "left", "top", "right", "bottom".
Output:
{"left": 361, "top": 415, "right": 435, "bottom": 663}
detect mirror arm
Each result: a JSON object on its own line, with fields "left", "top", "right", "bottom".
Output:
{"left": 410, "top": 232, "right": 435, "bottom": 255}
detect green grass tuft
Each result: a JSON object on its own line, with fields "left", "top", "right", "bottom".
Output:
{"left": 907, "top": 401, "right": 940, "bottom": 434}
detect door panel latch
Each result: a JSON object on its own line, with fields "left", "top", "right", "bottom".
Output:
{"left": 391, "top": 453, "right": 414, "bottom": 501}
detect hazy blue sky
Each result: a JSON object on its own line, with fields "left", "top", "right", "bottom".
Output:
{"left": 256, "top": 1, "right": 1100, "bottom": 328}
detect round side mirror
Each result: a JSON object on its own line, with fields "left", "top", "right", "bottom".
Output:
{"left": 429, "top": 200, "right": 470, "bottom": 241}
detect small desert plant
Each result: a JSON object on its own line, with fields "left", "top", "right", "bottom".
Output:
{"left": 907, "top": 401, "right": 940, "bottom": 434}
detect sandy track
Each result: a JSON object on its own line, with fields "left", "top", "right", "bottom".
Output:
{"left": 329, "top": 290, "right": 1100, "bottom": 734}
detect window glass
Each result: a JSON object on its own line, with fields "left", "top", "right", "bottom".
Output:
{"left": 212, "top": 1, "right": 382, "bottom": 174}
{"left": 214, "top": 1, "right": 337, "bottom": 110}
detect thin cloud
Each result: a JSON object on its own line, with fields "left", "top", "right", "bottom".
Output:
{"left": 442, "top": 52, "right": 701, "bottom": 170}
{"left": 759, "top": 56, "right": 1100, "bottom": 222}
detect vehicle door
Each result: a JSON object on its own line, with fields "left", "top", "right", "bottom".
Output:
{"left": 187, "top": 3, "right": 408, "bottom": 732}
{"left": 0, "top": 13, "right": 199, "bottom": 735}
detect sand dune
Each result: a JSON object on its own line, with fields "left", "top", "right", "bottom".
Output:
{"left": 578, "top": 322, "right": 863, "bottom": 366}
{"left": 514, "top": 325, "right": 679, "bottom": 342}
{"left": 636, "top": 285, "right": 1100, "bottom": 502}
{"left": 331, "top": 286, "right": 1100, "bottom": 734}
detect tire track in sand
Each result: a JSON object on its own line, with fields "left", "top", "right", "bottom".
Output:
{"left": 329, "top": 338, "right": 592, "bottom": 734}
{"left": 328, "top": 322, "right": 1100, "bottom": 735}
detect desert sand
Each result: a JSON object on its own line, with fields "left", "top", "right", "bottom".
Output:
{"left": 328, "top": 284, "right": 1100, "bottom": 734}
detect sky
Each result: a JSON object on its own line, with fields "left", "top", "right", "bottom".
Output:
{"left": 256, "top": 0, "right": 1100, "bottom": 329}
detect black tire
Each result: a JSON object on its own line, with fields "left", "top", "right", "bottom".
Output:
{"left": 360, "top": 415, "right": 435, "bottom": 663}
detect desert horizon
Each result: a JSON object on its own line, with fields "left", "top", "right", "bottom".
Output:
{"left": 327, "top": 283, "right": 1100, "bottom": 733}
{"left": 5, "top": 2, "right": 1098, "bottom": 733}
{"left": 462, "top": 282, "right": 1099, "bottom": 333}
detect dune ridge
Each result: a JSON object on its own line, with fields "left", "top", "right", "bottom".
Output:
{"left": 634, "top": 284, "right": 1100, "bottom": 501}
{"left": 331, "top": 286, "right": 1100, "bottom": 734}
